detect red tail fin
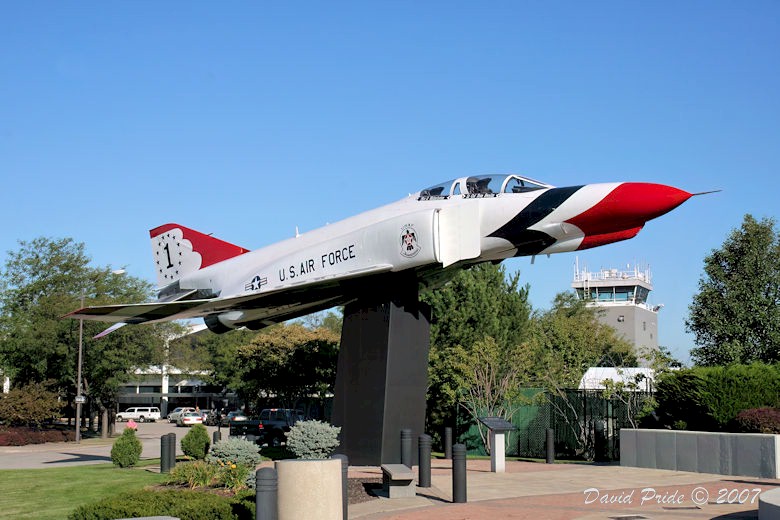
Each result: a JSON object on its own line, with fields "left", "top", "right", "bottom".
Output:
{"left": 150, "top": 223, "right": 250, "bottom": 286}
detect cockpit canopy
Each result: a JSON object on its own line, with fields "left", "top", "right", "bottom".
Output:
{"left": 418, "top": 174, "right": 552, "bottom": 200}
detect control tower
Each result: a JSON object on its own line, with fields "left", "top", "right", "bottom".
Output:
{"left": 571, "top": 259, "right": 660, "bottom": 364}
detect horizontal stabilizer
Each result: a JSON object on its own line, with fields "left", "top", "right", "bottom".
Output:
{"left": 94, "top": 322, "right": 127, "bottom": 339}
{"left": 65, "top": 299, "right": 215, "bottom": 325}
{"left": 64, "top": 263, "right": 395, "bottom": 328}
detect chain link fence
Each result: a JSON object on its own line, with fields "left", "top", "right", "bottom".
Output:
{"left": 460, "top": 388, "right": 652, "bottom": 461}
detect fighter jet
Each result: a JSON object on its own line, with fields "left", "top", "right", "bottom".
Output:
{"left": 66, "top": 174, "right": 694, "bottom": 334}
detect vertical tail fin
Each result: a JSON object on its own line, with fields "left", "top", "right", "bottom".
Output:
{"left": 150, "top": 224, "right": 250, "bottom": 287}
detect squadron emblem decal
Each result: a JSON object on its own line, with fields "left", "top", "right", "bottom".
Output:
{"left": 400, "top": 224, "right": 421, "bottom": 258}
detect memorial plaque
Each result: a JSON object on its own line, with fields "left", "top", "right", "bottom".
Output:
{"left": 479, "top": 416, "right": 516, "bottom": 432}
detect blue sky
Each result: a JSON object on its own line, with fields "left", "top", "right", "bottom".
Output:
{"left": 2, "top": 2, "right": 779, "bottom": 364}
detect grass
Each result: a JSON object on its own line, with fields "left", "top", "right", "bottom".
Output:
{"left": 0, "top": 462, "right": 168, "bottom": 519}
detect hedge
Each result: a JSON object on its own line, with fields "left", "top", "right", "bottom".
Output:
{"left": 67, "top": 489, "right": 254, "bottom": 520}
{"left": 652, "top": 363, "right": 780, "bottom": 431}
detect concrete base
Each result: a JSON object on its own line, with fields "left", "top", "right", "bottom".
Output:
{"left": 276, "top": 459, "right": 342, "bottom": 520}
{"left": 332, "top": 295, "right": 430, "bottom": 466}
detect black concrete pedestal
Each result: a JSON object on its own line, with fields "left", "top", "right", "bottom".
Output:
{"left": 331, "top": 296, "right": 430, "bottom": 466}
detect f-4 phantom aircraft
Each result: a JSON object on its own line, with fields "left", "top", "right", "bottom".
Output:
{"left": 67, "top": 174, "right": 695, "bottom": 334}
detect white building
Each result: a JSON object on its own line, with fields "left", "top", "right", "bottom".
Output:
{"left": 578, "top": 367, "right": 655, "bottom": 392}
{"left": 117, "top": 365, "right": 235, "bottom": 416}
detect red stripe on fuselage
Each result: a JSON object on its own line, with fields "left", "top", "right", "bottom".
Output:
{"left": 566, "top": 183, "right": 692, "bottom": 236}
{"left": 577, "top": 226, "right": 643, "bottom": 250}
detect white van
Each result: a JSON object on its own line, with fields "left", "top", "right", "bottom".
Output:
{"left": 116, "top": 407, "right": 161, "bottom": 422}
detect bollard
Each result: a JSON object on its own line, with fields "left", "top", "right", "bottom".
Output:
{"left": 213, "top": 430, "right": 221, "bottom": 445}
{"left": 256, "top": 467, "right": 278, "bottom": 520}
{"left": 160, "top": 434, "right": 171, "bottom": 473}
{"left": 168, "top": 433, "right": 177, "bottom": 470}
{"left": 400, "top": 428, "right": 412, "bottom": 467}
{"left": 546, "top": 428, "right": 555, "bottom": 464}
{"left": 594, "top": 421, "right": 606, "bottom": 462}
{"left": 418, "top": 434, "right": 431, "bottom": 488}
{"left": 452, "top": 443, "right": 467, "bottom": 503}
{"left": 332, "top": 454, "right": 349, "bottom": 520}
{"left": 444, "top": 426, "right": 453, "bottom": 459}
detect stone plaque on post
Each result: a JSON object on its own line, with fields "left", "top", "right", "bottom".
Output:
{"left": 479, "top": 416, "right": 516, "bottom": 473}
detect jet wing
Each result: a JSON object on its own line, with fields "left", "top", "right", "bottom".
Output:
{"left": 65, "top": 263, "right": 395, "bottom": 326}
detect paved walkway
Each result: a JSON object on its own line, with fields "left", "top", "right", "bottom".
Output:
{"left": 3, "top": 428, "right": 779, "bottom": 519}
{"left": 348, "top": 459, "right": 780, "bottom": 519}
{"left": 0, "top": 421, "right": 219, "bottom": 468}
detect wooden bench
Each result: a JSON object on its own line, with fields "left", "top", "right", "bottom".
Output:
{"left": 381, "top": 463, "right": 416, "bottom": 498}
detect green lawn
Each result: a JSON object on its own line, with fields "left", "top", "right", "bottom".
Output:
{"left": 0, "top": 462, "right": 168, "bottom": 519}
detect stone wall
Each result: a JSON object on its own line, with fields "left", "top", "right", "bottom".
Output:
{"left": 620, "top": 429, "right": 780, "bottom": 479}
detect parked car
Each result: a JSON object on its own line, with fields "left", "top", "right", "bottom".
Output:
{"left": 258, "top": 408, "right": 308, "bottom": 446}
{"left": 229, "top": 408, "right": 308, "bottom": 446}
{"left": 167, "top": 407, "right": 196, "bottom": 423}
{"left": 116, "top": 407, "right": 161, "bottom": 423}
{"left": 176, "top": 411, "right": 204, "bottom": 427}
{"left": 221, "top": 410, "right": 248, "bottom": 426}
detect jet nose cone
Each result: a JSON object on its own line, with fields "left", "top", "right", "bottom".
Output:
{"left": 567, "top": 182, "right": 692, "bottom": 235}
{"left": 617, "top": 182, "right": 693, "bottom": 221}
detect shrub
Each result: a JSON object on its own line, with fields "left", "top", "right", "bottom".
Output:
{"left": 67, "top": 489, "right": 255, "bottom": 520}
{"left": 653, "top": 363, "right": 780, "bottom": 431}
{"left": 168, "top": 460, "right": 218, "bottom": 489}
{"left": 26, "top": 430, "right": 45, "bottom": 444}
{"left": 732, "top": 407, "right": 780, "bottom": 433}
{"left": 205, "top": 438, "right": 262, "bottom": 491}
{"left": 0, "top": 430, "right": 24, "bottom": 446}
{"left": 206, "top": 438, "right": 262, "bottom": 467}
{"left": 285, "top": 420, "right": 341, "bottom": 459}
{"left": 216, "top": 460, "right": 252, "bottom": 491}
{"left": 0, "top": 381, "right": 63, "bottom": 427}
{"left": 181, "top": 424, "right": 210, "bottom": 460}
{"left": 43, "top": 430, "right": 65, "bottom": 442}
{"left": 111, "top": 427, "right": 142, "bottom": 467}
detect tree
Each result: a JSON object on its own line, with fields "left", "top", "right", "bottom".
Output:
{"left": 421, "top": 263, "right": 532, "bottom": 437}
{"left": 458, "top": 336, "right": 527, "bottom": 453}
{"left": 0, "top": 381, "right": 63, "bottom": 426}
{"left": 0, "top": 237, "right": 169, "bottom": 434}
{"left": 192, "top": 328, "right": 258, "bottom": 404}
{"left": 235, "top": 323, "right": 340, "bottom": 411}
{"left": 300, "top": 307, "right": 343, "bottom": 336}
{"left": 524, "top": 292, "right": 638, "bottom": 388}
{"left": 687, "top": 214, "right": 780, "bottom": 366}
{"left": 522, "top": 292, "right": 637, "bottom": 457}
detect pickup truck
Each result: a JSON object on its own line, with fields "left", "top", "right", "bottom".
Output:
{"left": 229, "top": 408, "right": 308, "bottom": 446}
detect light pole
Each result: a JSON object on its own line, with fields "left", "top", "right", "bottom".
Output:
{"left": 75, "top": 294, "right": 85, "bottom": 443}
